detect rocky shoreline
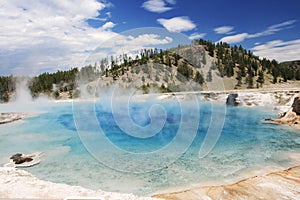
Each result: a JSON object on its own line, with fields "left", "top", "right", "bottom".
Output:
{"left": 0, "top": 112, "right": 29, "bottom": 125}
{"left": 3, "top": 164, "right": 299, "bottom": 200}
{"left": 153, "top": 165, "right": 300, "bottom": 200}
{"left": 0, "top": 113, "right": 22, "bottom": 124}
{"left": 0, "top": 167, "right": 160, "bottom": 200}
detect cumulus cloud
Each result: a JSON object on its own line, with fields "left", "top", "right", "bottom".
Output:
{"left": 189, "top": 33, "right": 206, "bottom": 40}
{"left": 101, "top": 21, "right": 116, "bottom": 30}
{"left": 214, "top": 26, "right": 234, "bottom": 34}
{"left": 252, "top": 39, "right": 300, "bottom": 62}
{"left": 87, "top": 33, "right": 174, "bottom": 63}
{"left": 126, "top": 34, "right": 173, "bottom": 46}
{"left": 157, "top": 17, "right": 196, "bottom": 32}
{"left": 142, "top": 0, "right": 175, "bottom": 13}
{"left": 104, "top": 34, "right": 173, "bottom": 52}
{"left": 0, "top": 0, "right": 119, "bottom": 75}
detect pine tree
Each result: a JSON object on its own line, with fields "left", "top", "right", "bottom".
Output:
{"left": 296, "top": 69, "right": 300, "bottom": 80}
{"left": 240, "top": 64, "right": 246, "bottom": 77}
{"left": 174, "top": 54, "right": 179, "bottom": 66}
{"left": 246, "top": 74, "right": 254, "bottom": 88}
{"left": 194, "top": 71, "right": 204, "bottom": 85}
{"left": 272, "top": 67, "right": 279, "bottom": 83}
{"left": 226, "top": 62, "right": 234, "bottom": 77}
{"left": 236, "top": 70, "right": 242, "bottom": 86}
{"left": 206, "top": 69, "right": 212, "bottom": 82}
{"left": 159, "top": 49, "right": 164, "bottom": 64}
{"left": 256, "top": 70, "right": 264, "bottom": 87}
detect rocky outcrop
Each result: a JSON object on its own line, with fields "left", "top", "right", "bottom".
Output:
{"left": 267, "top": 95, "right": 300, "bottom": 129}
{"left": 226, "top": 93, "right": 239, "bottom": 106}
{"left": 154, "top": 166, "right": 300, "bottom": 200}
{"left": 292, "top": 96, "right": 300, "bottom": 115}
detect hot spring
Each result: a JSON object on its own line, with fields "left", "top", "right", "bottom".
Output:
{"left": 0, "top": 94, "right": 300, "bottom": 195}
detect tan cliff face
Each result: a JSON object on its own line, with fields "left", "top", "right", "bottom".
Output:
{"left": 153, "top": 166, "right": 300, "bottom": 200}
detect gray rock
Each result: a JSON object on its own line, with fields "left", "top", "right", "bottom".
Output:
{"left": 226, "top": 93, "right": 239, "bottom": 106}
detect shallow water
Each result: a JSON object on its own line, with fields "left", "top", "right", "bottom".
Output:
{"left": 0, "top": 99, "right": 299, "bottom": 195}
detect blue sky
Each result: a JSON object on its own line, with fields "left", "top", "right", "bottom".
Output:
{"left": 0, "top": 0, "right": 299, "bottom": 75}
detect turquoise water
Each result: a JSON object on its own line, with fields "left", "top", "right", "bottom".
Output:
{"left": 0, "top": 99, "right": 300, "bottom": 195}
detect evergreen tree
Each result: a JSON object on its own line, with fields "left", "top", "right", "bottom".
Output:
{"left": 272, "top": 67, "right": 279, "bottom": 83}
{"left": 226, "top": 62, "right": 234, "bottom": 77}
{"left": 236, "top": 70, "right": 242, "bottom": 86}
{"left": 246, "top": 74, "right": 254, "bottom": 88}
{"left": 240, "top": 65, "right": 246, "bottom": 77}
{"left": 174, "top": 53, "right": 179, "bottom": 66}
{"left": 296, "top": 69, "right": 300, "bottom": 80}
{"left": 206, "top": 69, "right": 212, "bottom": 82}
{"left": 177, "top": 63, "right": 193, "bottom": 81}
{"left": 256, "top": 70, "right": 264, "bottom": 87}
{"left": 251, "top": 61, "right": 258, "bottom": 76}
{"left": 0, "top": 75, "right": 15, "bottom": 102}
{"left": 159, "top": 49, "right": 164, "bottom": 64}
{"left": 194, "top": 71, "right": 204, "bottom": 85}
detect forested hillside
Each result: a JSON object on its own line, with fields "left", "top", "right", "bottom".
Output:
{"left": 0, "top": 75, "right": 15, "bottom": 102}
{"left": 0, "top": 39, "right": 299, "bottom": 102}
{"left": 195, "top": 39, "right": 300, "bottom": 88}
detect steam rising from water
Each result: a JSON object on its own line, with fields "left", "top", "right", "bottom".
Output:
{"left": 0, "top": 78, "right": 54, "bottom": 113}
{"left": 70, "top": 27, "right": 227, "bottom": 173}
{"left": 0, "top": 27, "right": 226, "bottom": 175}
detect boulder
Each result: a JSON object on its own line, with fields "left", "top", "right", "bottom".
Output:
{"left": 10, "top": 153, "right": 22, "bottom": 161}
{"left": 9, "top": 153, "right": 34, "bottom": 164}
{"left": 292, "top": 96, "right": 300, "bottom": 115}
{"left": 226, "top": 93, "right": 239, "bottom": 106}
{"left": 14, "top": 157, "right": 33, "bottom": 164}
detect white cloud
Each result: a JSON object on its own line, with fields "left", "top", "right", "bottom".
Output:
{"left": 218, "top": 33, "right": 249, "bottom": 44}
{"left": 126, "top": 34, "right": 173, "bottom": 46}
{"left": 214, "top": 26, "right": 234, "bottom": 34}
{"left": 106, "top": 34, "right": 173, "bottom": 52}
{"left": 0, "top": 0, "right": 119, "bottom": 75}
{"left": 252, "top": 39, "right": 300, "bottom": 62}
{"left": 0, "top": 0, "right": 182, "bottom": 75}
{"left": 157, "top": 17, "right": 196, "bottom": 32}
{"left": 101, "top": 21, "right": 116, "bottom": 30}
{"left": 89, "top": 34, "right": 173, "bottom": 59}
{"left": 142, "top": 0, "right": 174, "bottom": 13}
{"left": 249, "top": 20, "right": 297, "bottom": 38}
{"left": 189, "top": 33, "right": 206, "bottom": 40}
{"left": 217, "top": 20, "right": 297, "bottom": 44}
